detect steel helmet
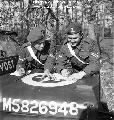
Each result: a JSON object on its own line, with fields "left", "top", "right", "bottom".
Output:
{"left": 27, "top": 25, "right": 45, "bottom": 45}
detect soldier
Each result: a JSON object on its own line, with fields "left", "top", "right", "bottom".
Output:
{"left": 11, "top": 25, "right": 50, "bottom": 76}
{"left": 26, "top": 25, "right": 50, "bottom": 70}
{"left": 43, "top": 22, "right": 101, "bottom": 80}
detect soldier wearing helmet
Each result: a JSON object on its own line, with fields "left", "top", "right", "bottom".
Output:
{"left": 43, "top": 22, "right": 100, "bottom": 80}
{"left": 11, "top": 25, "right": 50, "bottom": 76}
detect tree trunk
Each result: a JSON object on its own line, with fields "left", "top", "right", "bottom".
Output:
{"left": 111, "top": 1, "right": 114, "bottom": 38}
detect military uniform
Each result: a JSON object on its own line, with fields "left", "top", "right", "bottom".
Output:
{"left": 25, "top": 25, "right": 50, "bottom": 69}
{"left": 27, "top": 40, "right": 50, "bottom": 70}
{"left": 12, "top": 25, "right": 49, "bottom": 76}
{"left": 44, "top": 36, "right": 100, "bottom": 75}
{"left": 44, "top": 22, "right": 100, "bottom": 75}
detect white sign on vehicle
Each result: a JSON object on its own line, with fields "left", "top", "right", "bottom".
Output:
{"left": 21, "top": 73, "right": 78, "bottom": 87}
{"left": 0, "top": 60, "right": 14, "bottom": 71}
{"left": 2, "top": 98, "right": 87, "bottom": 116}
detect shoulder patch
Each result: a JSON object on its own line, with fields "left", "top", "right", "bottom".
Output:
{"left": 91, "top": 52, "right": 99, "bottom": 58}
{"left": 89, "top": 40, "right": 98, "bottom": 52}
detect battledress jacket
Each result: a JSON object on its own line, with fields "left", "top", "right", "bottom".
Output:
{"left": 17, "top": 40, "right": 50, "bottom": 70}
{"left": 44, "top": 37, "right": 101, "bottom": 75}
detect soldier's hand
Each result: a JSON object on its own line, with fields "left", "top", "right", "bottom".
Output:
{"left": 42, "top": 69, "right": 53, "bottom": 80}
{"left": 68, "top": 71, "right": 86, "bottom": 81}
{"left": 61, "top": 69, "right": 70, "bottom": 78}
{"left": 18, "top": 67, "right": 25, "bottom": 76}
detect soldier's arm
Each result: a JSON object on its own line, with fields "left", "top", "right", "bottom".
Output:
{"left": 82, "top": 21, "right": 100, "bottom": 75}
{"left": 44, "top": 54, "right": 55, "bottom": 72}
{"left": 58, "top": 44, "right": 73, "bottom": 74}
{"left": 69, "top": 40, "right": 100, "bottom": 80}
{"left": 83, "top": 40, "right": 100, "bottom": 75}
{"left": 44, "top": 40, "right": 55, "bottom": 72}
